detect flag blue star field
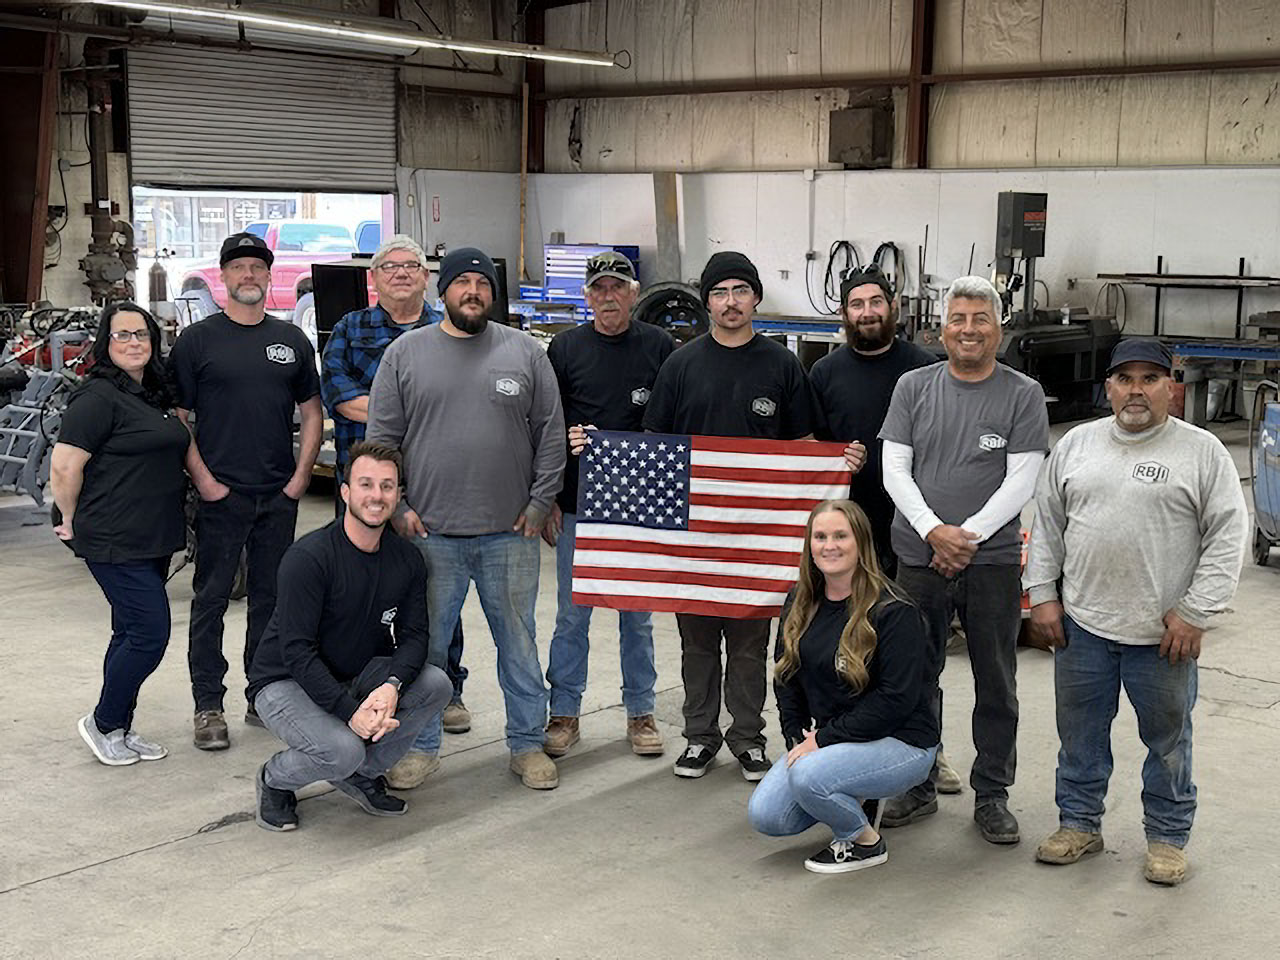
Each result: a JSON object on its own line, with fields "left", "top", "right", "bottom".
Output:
{"left": 571, "top": 431, "right": 852, "bottom": 618}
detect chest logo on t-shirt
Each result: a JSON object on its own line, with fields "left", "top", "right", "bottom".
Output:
{"left": 978, "top": 433, "right": 1007, "bottom": 451}
{"left": 1132, "top": 461, "right": 1170, "bottom": 484}
{"left": 496, "top": 377, "right": 521, "bottom": 397}
{"left": 631, "top": 387, "right": 651, "bottom": 406}
{"left": 751, "top": 397, "right": 777, "bottom": 417}
{"left": 265, "top": 343, "right": 296, "bottom": 365}
{"left": 380, "top": 606, "right": 398, "bottom": 626}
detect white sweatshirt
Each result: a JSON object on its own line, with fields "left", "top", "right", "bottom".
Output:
{"left": 1024, "top": 416, "right": 1248, "bottom": 644}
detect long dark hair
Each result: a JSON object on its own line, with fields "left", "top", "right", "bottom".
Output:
{"left": 89, "top": 301, "right": 172, "bottom": 409}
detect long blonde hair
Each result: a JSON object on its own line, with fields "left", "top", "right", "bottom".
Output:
{"left": 777, "top": 500, "right": 902, "bottom": 693}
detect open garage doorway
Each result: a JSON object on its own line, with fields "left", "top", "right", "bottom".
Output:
{"left": 133, "top": 187, "right": 394, "bottom": 352}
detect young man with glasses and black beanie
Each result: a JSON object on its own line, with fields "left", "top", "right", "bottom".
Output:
{"left": 643, "top": 251, "right": 815, "bottom": 782}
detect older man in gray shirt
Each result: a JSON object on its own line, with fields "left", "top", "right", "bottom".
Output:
{"left": 878, "top": 276, "right": 1050, "bottom": 845}
{"left": 367, "top": 247, "right": 566, "bottom": 791}
{"left": 1026, "top": 338, "right": 1246, "bottom": 886}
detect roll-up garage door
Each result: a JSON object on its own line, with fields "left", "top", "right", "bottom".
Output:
{"left": 127, "top": 47, "right": 395, "bottom": 191}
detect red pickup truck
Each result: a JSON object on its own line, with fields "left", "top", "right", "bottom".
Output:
{"left": 177, "top": 220, "right": 358, "bottom": 322}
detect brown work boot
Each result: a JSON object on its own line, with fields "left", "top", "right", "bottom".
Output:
{"left": 511, "top": 750, "right": 559, "bottom": 790}
{"left": 1036, "top": 828, "right": 1104, "bottom": 865}
{"left": 193, "top": 710, "right": 230, "bottom": 751}
{"left": 543, "top": 716, "right": 580, "bottom": 757}
{"left": 384, "top": 750, "right": 440, "bottom": 790}
{"left": 627, "top": 714, "right": 665, "bottom": 756}
{"left": 1144, "top": 842, "right": 1189, "bottom": 886}
{"left": 442, "top": 699, "right": 471, "bottom": 734}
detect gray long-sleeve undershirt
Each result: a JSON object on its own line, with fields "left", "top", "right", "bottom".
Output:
{"left": 1024, "top": 415, "right": 1247, "bottom": 644}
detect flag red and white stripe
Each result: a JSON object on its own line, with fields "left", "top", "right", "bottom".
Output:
{"left": 571, "top": 433, "right": 852, "bottom": 619}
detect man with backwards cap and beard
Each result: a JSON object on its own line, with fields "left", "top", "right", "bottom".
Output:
{"left": 366, "top": 247, "right": 567, "bottom": 791}
{"left": 643, "top": 251, "right": 815, "bottom": 782}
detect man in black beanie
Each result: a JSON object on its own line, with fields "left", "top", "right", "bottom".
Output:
{"left": 644, "top": 250, "right": 814, "bottom": 782}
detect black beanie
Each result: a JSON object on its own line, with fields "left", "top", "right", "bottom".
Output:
{"left": 700, "top": 251, "right": 763, "bottom": 306}
{"left": 839, "top": 266, "right": 894, "bottom": 306}
{"left": 437, "top": 247, "right": 499, "bottom": 297}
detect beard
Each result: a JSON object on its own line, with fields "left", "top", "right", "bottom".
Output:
{"left": 229, "top": 282, "right": 266, "bottom": 306}
{"left": 844, "top": 305, "right": 897, "bottom": 351}
{"left": 446, "top": 298, "right": 489, "bottom": 334}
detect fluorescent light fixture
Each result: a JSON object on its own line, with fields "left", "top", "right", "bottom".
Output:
{"left": 86, "top": 0, "right": 620, "bottom": 67}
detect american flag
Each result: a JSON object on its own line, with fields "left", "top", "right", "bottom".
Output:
{"left": 571, "top": 430, "right": 852, "bottom": 619}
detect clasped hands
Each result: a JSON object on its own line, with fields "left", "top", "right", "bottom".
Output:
{"left": 347, "top": 682, "right": 400, "bottom": 741}
{"left": 926, "top": 523, "right": 980, "bottom": 577}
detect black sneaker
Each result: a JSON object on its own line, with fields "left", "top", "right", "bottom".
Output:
{"left": 736, "top": 747, "right": 770, "bottom": 782}
{"left": 244, "top": 703, "right": 266, "bottom": 729}
{"left": 974, "top": 799, "right": 1020, "bottom": 844}
{"left": 673, "top": 743, "right": 716, "bottom": 778}
{"left": 880, "top": 792, "right": 938, "bottom": 828}
{"left": 330, "top": 773, "right": 408, "bottom": 817}
{"left": 804, "top": 836, "right": 889, "bottom": 874}
{"left": 255, "top": 764, "right": 298, "bottom": 832}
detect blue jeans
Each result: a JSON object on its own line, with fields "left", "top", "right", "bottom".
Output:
{"left": 85, "top": 557, "right": 172, "bottom": 732}
{"left": 749, "top": 738, "right": 937, "bottom": 842}
{"left": 547, "top": 512, "right": 657, "bottom": 717}
{"left": 411, "top": 532, "right": 548, "bottom": 755}
{"left": 1055, "top": 617, "right": 1198, "bottom": 847}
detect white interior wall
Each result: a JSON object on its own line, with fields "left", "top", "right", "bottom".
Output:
{"left": 527, "top": 166, "right": 1280, "bottom": 337}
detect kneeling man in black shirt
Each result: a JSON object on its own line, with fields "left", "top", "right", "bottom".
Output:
{"left": 247, "top": 442, "right": 451, "bottom": 831}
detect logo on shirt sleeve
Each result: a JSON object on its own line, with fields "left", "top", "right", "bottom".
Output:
{"left": 380, "top": 606, "right": 398, "bottom": 626}
{"left": 1132, "top": 461, "right": 1169, "bottom": 484}
{"left": 751, "top": 397, "right": 777, "bottom": 417}
{"left": 496, "top": 377, "right": 521, "bottom": 397}
{"left": 265, "top": 343, "right": 297, "bottom": 364}
{"left": 630, "top": 387, "right": 651, "bottom": 406}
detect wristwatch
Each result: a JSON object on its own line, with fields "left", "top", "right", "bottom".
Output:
{"left": 386, "top": 675, "right": 403, "bottom": 692}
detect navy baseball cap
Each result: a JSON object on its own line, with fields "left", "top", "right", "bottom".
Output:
{"left": 1108, "top": 338, "right": 1172, "bottom": 373}
{"left": 219, "top": 232, "right": 274, "bottom": 267}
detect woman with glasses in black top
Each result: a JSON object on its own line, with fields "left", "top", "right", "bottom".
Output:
{"left": 51, "top": 302, "right": 194, "bottom": 766}
{"left": 747, "top": 500, "right": 939, "bottom": 873}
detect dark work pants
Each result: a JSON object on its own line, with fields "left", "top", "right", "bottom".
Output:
{"left": 189, "top": 489, "right": 298, "bottom": 712}
{"left": 85, "top": 557, "right": 171, "bottom": 732}
{"left": 335, "top": 473, "right": 468, "bottom": 700}
{"left": 896, "top": 563, "right": 1022, "bottom": 803}
{"left": 675, "top": 613, "right": 771, "bottom": 755}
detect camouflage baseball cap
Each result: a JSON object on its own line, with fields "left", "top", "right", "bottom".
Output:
{"left": 585, "top": 250, "right": 636, "bottom": 286}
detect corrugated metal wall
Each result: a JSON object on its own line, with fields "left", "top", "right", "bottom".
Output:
{"left": 540, "top": 0, "right": 1280, "bottom": 171}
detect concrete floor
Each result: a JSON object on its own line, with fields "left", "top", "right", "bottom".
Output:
{"left": 2, "top": 419, "right": 1278, "bottom": 959}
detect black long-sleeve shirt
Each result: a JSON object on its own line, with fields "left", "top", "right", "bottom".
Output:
{"left": 247, "top": 522, "right": 429, "bottom": 721}
{"left": 774, "top": 590, "right": 939, "bottom": 749}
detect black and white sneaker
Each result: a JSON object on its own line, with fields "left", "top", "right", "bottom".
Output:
{"left": 330, "top": 773, "right": 408, "bottom": 817}
{"left": 673, "top": 743, "right": 716, "bottom": 778}
{"left": 804, "top": 836, "right": 888, "bottom": 874}
{"left": 255, "top": 764, "right": 298, "bottom": 832}
{"left": 736, "top": 747, "right": 770, "bottom": 782}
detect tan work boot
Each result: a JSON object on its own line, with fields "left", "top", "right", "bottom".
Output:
{"left": 511, "top": 750, "right": 559, "bottom": 789}
{"left": 543, "top": 716, "right": 580, "bottom": 757}
{"left": 1144, "top": 842, "right": 1189, "bottom": 885}
{"left": 935, "top": 750, "right": 963, "bottom": 794}
{"left": 384, "top": 750, "right": 439, "bottom": 790}
{"left": 442, "top": 700, "right": 471, "bottom": 734}
{"left": 627, "top": 714, "right": 664, "bottom": 756}
{"left": 1036, "top": 828, "right": 1104, "bottom": 864}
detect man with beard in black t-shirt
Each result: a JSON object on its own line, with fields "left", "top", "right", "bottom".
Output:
{"left": 542, "top": 252, "right": 674, "bottom": 760}
{"left": 170, "top": 232, "right": 323, "bottom": 752}
{"left": 810, "top": 267, "right": 937, "bottom": 578}
{"left": 643, "top": 251, "right": 814, "bottom": 782}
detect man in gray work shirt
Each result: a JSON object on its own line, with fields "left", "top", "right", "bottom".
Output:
{"left": 1026, "top": 338, "right": 1246, "bottom": 886}
{"left": 367, "top": 247, "right": 566, "bottom": 791}
{"left": 878, "top": 276, "right": 1049, "bottom": 845}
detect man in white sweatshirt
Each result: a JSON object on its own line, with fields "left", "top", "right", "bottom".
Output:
{"left": 1025, "top": 338, "right": 1247, "bottom": 886}
{"left": 878, "top": 276, "right": 1050, "bottom": 845}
